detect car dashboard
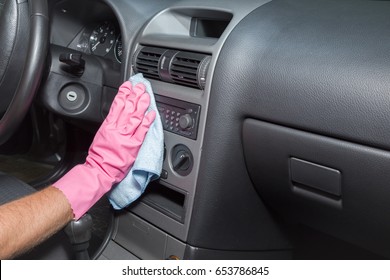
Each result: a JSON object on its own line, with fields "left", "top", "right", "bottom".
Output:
{"left": 41, "top": 0, "right": 390, "bottom": 259}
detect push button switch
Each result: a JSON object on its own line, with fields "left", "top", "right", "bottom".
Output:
{"left": 160, "top": 169, "right": 168, "bottom": 179}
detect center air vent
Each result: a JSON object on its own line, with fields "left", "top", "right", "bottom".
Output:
{"left": 170, "top": 52, "right": 211, "bottom": 89}
{"left": 134, "top": 47, "right": 165, "bottom": 80}
{"left": 133, "top": 46, "right": 211, "bottom": 89}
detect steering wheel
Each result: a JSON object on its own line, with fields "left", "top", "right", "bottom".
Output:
{"left": 0, "top": 0, "right": 49, "bottom": 145}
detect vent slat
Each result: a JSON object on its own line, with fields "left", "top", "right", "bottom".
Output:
{"left": 135, "top": 47, "right": 165, "bottom": 81}
{"left": 172, "top": 60, "right": 200, "bottom": 68}
{"left": 143, "top": 74, "right": 160, "bottom": 79}
{"left": 134, "top": 46, "right": 209, "bottom": 89}
{"left": 136, "top": 61, "right": 158, "bottom": 68}
{"left": 172, "top": 79, "right": 199, "bottom": 87}
{"left": 171, "top": 72, "right": 197, "bottom": 80}
{"left": 138, "top": 54, "right": 161, "bottom": 62}
{"left": 169, "top": 52, "right": 207, "bottom": 88}
{"left": 137, "top": 68, "right": 158, "bottom": 75}
{"left": 170, "top": 65, "right": 198, "bottom": 75}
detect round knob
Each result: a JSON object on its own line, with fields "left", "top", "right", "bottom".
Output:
{"left": 172, "top": 151, "right": 190, "bottom": 171}
{"left": 171, "top": 144, "right": 194, "bottom": 176}
{"left": 179, "top": 114, "right": 193, "bottom": 129}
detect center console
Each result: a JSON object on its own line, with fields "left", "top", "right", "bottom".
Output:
{"left": 99, "top": 0, "right": 270, "bottom": 260}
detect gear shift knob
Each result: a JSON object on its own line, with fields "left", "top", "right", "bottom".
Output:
{"left": 64, "top": 213, "right": 93, "bottom": 259}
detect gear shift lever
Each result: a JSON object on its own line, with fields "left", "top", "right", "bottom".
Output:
{"left": 64, "top": 213, "right": 93, "bottom": 259}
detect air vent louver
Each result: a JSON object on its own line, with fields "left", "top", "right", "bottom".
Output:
{"left": 133, "top": 46, "right": 211, "bottom": 89}
{"left": 170, "top": 52, "right": 206, "bottom": 88}
{"left": 134, "top": 47, "right": 166, "bottom": 80}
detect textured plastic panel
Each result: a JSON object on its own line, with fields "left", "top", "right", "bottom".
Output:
{"left": 243, "top": 119, "right": 390, "bottom": 257}
{"left": 209, "top": 0, "right": 390, "bottom": 150}
{"left": 189, "top": 0, "right": 390, "bottom": 254}
{"left": 114, "top": 212, "right": 187, "bottom": 260}
{"left": 115, "top": 212, "right": 167, "bottom": 259}
{"left": 99, "top": 241, "right": 139, "bottom": 260}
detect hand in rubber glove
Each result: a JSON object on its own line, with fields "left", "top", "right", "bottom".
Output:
{"left": 54, "top": 81, "right": 156, "bottom": 219}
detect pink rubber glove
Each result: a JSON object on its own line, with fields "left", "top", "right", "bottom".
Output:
{"left": 54, "top": 81, "right": 156, "bottom": 219}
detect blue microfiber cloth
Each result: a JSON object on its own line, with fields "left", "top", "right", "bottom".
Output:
{"left": 107, "top": 73, "right": 164, "bottom": 209}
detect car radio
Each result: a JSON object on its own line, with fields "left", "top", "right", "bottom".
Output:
{"left": 155, "top": 94, "right": 201, "bottom": 140}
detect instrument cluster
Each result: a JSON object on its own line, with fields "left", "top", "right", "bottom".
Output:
{"left": 75, "top": 21, "right": 122, "bottom": 63}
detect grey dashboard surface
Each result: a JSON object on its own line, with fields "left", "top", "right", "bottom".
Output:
{"left": 46, "top": 0, "right": 390, "bottom": 259}
{"left": 117, "top": 0, "right": 390, "bottom": 258}
{"left": 211, "top": 0, "right": 390, "bottom": 149}
{"left": 194, "top": 0, "right": 390, "bottom": 257}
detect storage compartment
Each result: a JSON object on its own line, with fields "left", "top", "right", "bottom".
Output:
{"left": 140, "top": 181, "right": 187, "bottom": 223}
{"left": 242, "top": 119, "right": 390, "bottom": 257}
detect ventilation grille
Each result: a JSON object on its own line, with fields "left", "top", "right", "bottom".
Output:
{"left": 134, "top": 47, "right": 165, "bottom": 80}
{"left": 133, "top": 46, "right": 211, "bottom": 89}
{"left": 170, "top": 52, "right": 206, "bottom": 88}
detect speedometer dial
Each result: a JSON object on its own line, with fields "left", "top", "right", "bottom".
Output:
{"left": 89, "top": 22, "right": 116, "bottom": 56}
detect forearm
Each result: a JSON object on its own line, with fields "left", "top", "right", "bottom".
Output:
{"left": 0, "top": 81, "right": 154, "bottom": 259}
{"left": 0, "top": 186, "right": 73, "bottom": 259}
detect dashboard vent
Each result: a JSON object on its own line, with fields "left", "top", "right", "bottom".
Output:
{"left": 133, "top": 46, "right": 211, "bottom": 90}
{"left": 134, "top": 47, "right": 166, "bottom": 80}
{"left": 170, "top": 52, "right": 210, "bottom": 89}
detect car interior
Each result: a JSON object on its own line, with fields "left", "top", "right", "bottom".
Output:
{"left": 1, "top": 0, "right": 390, "bottom": 259}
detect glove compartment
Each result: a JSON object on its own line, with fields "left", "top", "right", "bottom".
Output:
{"left": 243, "top": 119, "right": 390, "bottom": 257}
